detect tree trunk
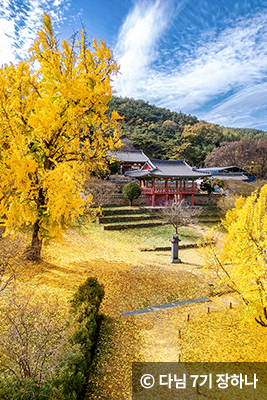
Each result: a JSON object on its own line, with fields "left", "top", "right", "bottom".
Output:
{"left": 25, "top": 221, "right": 43, "bottom": 261}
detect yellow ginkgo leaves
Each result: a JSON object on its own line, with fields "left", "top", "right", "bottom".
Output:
{"left": 199, "top": 185, "right": 267, "bottom": 326}
{"left": 0, "top": 14, "right": 121, "bottom": 260}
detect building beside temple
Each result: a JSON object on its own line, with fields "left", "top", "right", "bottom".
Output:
{"left": 125, "top": 158, "right": 210, "bottom": 206}
{"left": 108, "top": 150, "right": 149, "bottom": 175}
{"left": 197, "top": 166, "right": 256, "bottom": 182}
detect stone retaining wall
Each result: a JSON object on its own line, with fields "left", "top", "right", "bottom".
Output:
{"left": 101, "top": 193, "right": 222, "bottom": 206}
{"left": 192, "top": 193, "right": 222, "bottom": 205}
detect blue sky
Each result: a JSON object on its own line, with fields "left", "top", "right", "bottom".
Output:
{"left": 1, "top": 0, "right": 267, "bottom": 130}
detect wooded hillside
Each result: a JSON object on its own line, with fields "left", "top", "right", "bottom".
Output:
{"left": 108, "top": 97, "right": 199, "bottom": 161}
{"left": 109, "top": 97, "right": 267, "bottom": 168}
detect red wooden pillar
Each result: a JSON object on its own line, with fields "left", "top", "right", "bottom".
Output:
{"left": 183, "top": 180, "right": 186, "bottom": 203}
{"left": 139, "top": 180, "right": 141, "bottom": 188}
{"left": 165, "top": 180, "right": 168, "bottom": 204}
{"left": 191, "top": 180, "right": 195, "bottom": 205}
{"left": 179, "top": 180, "right": 183, "bottom": 203}
{"left": 146, "top": 180, "right": 148, "bottom": 188}
{"left": 152, "top": 180, "right": 155, "bottom": 207}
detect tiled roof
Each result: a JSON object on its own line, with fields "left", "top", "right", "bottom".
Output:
{"left": 125, "top": 158, "right": 210, "bottom": 179}
{"left": 209, "top": 173, "right": 249, "bottom": 181}
{"left": 108, "top": 150, "right": 149, "bottom": 163}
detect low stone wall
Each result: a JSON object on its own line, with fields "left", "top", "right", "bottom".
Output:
{"left": 192, "top": 193, "right": 222, "bottom": 205}
{"left": 140, "top": 239, "right": 215, "bottom": 251}
{"left": 101, "top": 193, "right": 222, "bottom": 207}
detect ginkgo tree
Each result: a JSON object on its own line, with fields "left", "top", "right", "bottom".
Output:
{"left": 0, "top": 14, "right": 121, "bottom": 261}
{"left": 199, "top": 184, "right": 267, "bottom": 326}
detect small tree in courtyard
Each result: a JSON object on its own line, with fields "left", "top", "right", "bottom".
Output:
{"left": 162, "top": 201, "right": 202, "bottom": 235}
{"left": 122, "top": 182, "right": 141, "bottom": 206}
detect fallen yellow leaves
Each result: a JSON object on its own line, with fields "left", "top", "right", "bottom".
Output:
{"left": 2, "top": 219, "right": 266, "bottom": 399}
{"left": 180, "top": 305, "right": 267, "bottom": 362}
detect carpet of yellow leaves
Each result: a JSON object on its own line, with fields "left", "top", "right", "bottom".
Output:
{"left": 10, "top": 224, "right": 207, "bottom": 398}
{"left": 5, "top": 221, "right": 267, "bottom": 399}
{"left": 180, "top": 304, "right": 267, "bottom": 362}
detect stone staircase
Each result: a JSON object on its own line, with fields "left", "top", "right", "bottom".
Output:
{"left": 97, "top": 207, "right": 165, "bottom": 230}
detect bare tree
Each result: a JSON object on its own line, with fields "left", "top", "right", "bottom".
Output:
{"left": 217, "top": 195, "right": 240, "bottom": 216}
{"left": 222, "top": 179, "right": 267, "bottom": 197}
{"left": 0, "top": 239, "right": 27, "bottom": 294}
{"left": 0, "top": 285, "right": 68, "bottom": 382}
{"left": 218, "top": 179, "right": 267, "bottom": 215}
{"left": 205, "top": 138, "right": 267, "bottom": 179}
{"left": 162, "top": 201, "right": 202, "bottom": 235}
{"left": 83, "top": 177, "right": 118, "bottom": 209}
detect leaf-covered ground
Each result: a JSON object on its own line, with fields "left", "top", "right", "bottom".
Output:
{"left": 6, "top": 221, "right": 267, "bottom": 399}
{"left": 14, "top": 223, "right": 208, "bottom": 398}
{"left": 180, "top": 305, "right": 267, "bottom": 362}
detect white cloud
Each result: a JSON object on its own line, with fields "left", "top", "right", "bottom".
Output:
{"left": 0, "top": 14, "right": 15, "bottom": 64}
{"left": 200, "top": 83, "right": 267, "bottom": 128}
{"left": 113, "top": 0, "right": 173, "bottom": 95}
{"left": 0, "top": 0, "right": 70, "bottom": 66}
{"left": 113, "top": 5, "right": 267, "bottom": 129}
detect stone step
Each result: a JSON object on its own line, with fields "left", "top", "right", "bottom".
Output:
{"left": 199, "top": 219, "right": 221, "bottom": 223}
{"left": 102, "top": 207, "right": 148, "bottom": 216}
{"left": 200, "top": 215, "right": 221, "bottom": 219}
{"left": 101, "top": 221, "right": 165, "bottom": 230}
{"left": 199, "top": 214, "right": 221, "bottom": 219}
{"left": 97, "top": 214, "right": 154, "bottom": 223}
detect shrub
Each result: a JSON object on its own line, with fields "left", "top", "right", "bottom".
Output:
{"left": 0, "top": 238, "right": 27, "bottom": 293}
{"left": 122, "top": 181, "right": 142, "bottom": 206}
{"left": 52, "top": 277, "right": 105, "bottom": 399}
{"left": 0, "top": 285, "right": 68, "bottom": 399}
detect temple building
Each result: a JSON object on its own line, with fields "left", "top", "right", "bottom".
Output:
{"left": 125, "top": 158, "right": 210, "bottom": 206}
{"left": 108, "top": 150, "right": 149, "bottom": 175}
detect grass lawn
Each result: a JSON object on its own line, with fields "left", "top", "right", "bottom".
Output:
{"left": 81, "top": 220, "right": 202, "bottom": 251}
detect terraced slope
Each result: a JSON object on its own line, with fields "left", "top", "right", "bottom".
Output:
{"left": 97, "top": 207, "right": 165, "bottom": 230}
{"left": 97, "top": 205, "right": 222, "bottom": 230}
{"left": 198, "top": 205, "right": 221, "bottom": 224}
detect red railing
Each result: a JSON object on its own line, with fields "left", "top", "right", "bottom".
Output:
{"left": 141, "top": 188, "right": 199, "bottom": 195}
